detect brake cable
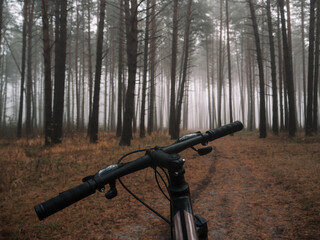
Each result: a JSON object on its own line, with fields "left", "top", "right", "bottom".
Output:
{"left": 117, "top": 148, "right": 171, "bottom": 225}
{"left": 154, "top": 167, "right": 170, "bottom": 201}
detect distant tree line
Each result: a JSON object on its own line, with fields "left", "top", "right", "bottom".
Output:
{"left": 0, "top": 0, "right": 319, "bottom": 145}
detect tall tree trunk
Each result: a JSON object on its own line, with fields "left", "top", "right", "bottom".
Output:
{"left": 0, "top": 0, "right": 3, "bottom": 57}
{"left": 217, "top": 0, "right": 223, "bottom": 127}
{"left": 81, "top": 31, "right": 85, "bottom": 130}
{"left": 87, "top": 0, "right": 93, "bottom": 131}
{"left": 205, "top": 35, "right": 212, "bottom": 129}
{"left": 286, "top": 0, "right": 295, "bottom": 131}
{"left": 147, "top": 0, "right": 156, "bottom": 135}
{"left": 32, "top": 37, "right": 38, "bottom": 129}
{"left": 116, "top": 0, "right": 124, "bottom": 137}
{"left": 0, "top": 58, "right": 4, "bottom": 128}
{"left": 239, "top": 38, "right": 245, "bottom": 123}
{"left": 211, "top": 34, "right": 216, "bottom": 127}
{"left": 17, "top": 0, "right": 30, "bottom": 138}
{"left": 306, "top": 0, "right": 316, "bottom": 136}
{"left": 246, "top": 34, "right": 253, "bottom": 130}
{"left": 41, "top": 0, "right": 52, "bottom": 145}
{"left": 277, "top": 4, "right": 284, "bottom": 130}
{"left": 119, "top": 0, "right": 138, "bottom": 146}
{"left": 279, "top": 0, "right": 296, "bottom": 136}
{"left": 175, "top": 0, "right": 192, "bottom": 138}
{"left": 286, "top": 0, "right": 294, "bottom": 83}
{"left": 0, "top": 0, "right": 3, "bottom": 124}
{"left": 267, "top": 0, "right": 279, "bottom": 135}
{"left": 313, "top": 0, "right": 320, "bottom": 133}
{"left": 248, "top": 0, "right": 267, "bottom": 138}
{"left": 104, "top": 45, "right": 108, "bottom": 131}
{"left": 90, "top": 0, "right": 106, "bottom": 143}
{"left": 301, "top": 0, "right": 307, "bottom": 124}
{"left": 134, "top": 66, "right": 141, "bottom": 133}
{"left": 26, "top": 0, "right": 34, "bottom": 136}
{"left": 169, "top": 0, "right": 179, "bottom": 138}
{"left": 66, "top": 13, "right": 72, "bottom": 130}
{"left": 52, "top": 0, "right": 67, "bottom": 143}
{"left": 75, "top": 4, "right": 80, "bottom": 130}
{"left": 140, "top": 0, "right": 150, "bottom": 138}
{"left": 109, "top": 39, "right": 116, "bottom": 131}
{"left": 2, "top": 63, "right": 7, "bottom": 132}
{"left": 226, "top": 0, "right": 233, "bottom": 126}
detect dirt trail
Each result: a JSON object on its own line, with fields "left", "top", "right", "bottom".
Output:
{"left": 190, "top": 136, "right": 320, "bottom": 240}
{"left": 107, "top": 135, "right": 320, "bottom": 239}
{"left": 1, "top": 133, "right": 319, "bottom": 239}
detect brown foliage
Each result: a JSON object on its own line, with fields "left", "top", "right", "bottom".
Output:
{"left": 0, "top": 132, "right": 319, "bottom": 239}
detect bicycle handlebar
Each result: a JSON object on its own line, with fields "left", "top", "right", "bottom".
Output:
{"left": 34, "top": 121, "right": 243, "bottom": 220}
{"left": 34, "top": 180, "right": 97, "bottom": 220}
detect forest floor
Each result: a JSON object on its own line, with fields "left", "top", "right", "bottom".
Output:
{"left": 0, "top": 131, "right": 320, "bottom": 240}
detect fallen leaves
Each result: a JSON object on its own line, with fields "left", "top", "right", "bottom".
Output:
{"left": 0, "top": 132, "right": 319, "bottom": 239}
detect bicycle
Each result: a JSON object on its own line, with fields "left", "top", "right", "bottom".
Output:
{"left": 34, "top": 121, "right": 243, "bottom": 240}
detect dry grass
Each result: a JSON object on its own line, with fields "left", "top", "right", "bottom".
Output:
{"left": 0, "top": 131, "right": 319, "bottom": 239}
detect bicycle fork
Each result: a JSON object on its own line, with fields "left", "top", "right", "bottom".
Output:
{"left": 166, "top": 156, "right": 208, "bottom": 240}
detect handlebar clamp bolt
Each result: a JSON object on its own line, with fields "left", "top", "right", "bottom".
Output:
{"left": 98, "top": 187, "right": 105, "bottom": 193}
{"left": 174, "top": 171, "right": 179, "bottom": 176}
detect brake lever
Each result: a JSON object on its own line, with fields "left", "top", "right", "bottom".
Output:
{"left": 191, "top": 146, "right": 213, "bottom": 156}
{"left": 105, "top": 181, "right": 117, "bottom": 199}
{"left": 198, "top": 147, "right": 212, "bottom": 155}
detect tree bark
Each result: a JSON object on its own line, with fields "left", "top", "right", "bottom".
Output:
{"left": 306, "top": 0, "right": 316, "bottom": 136}
{"left": 66, "top": 13, "right": 72, "bottom": 130}
{"left": 279, "top": 0, "right": 296, "bottom": 136}
{"left": 87, "top": 0, "right": 93, "bottom": 131}
{"left": 147, "top": 0, "right": 157, "bottom": 135}
{"left": 211, "top": 34, "right": 216, "bottom": 127}
{"left": 81, "top": 28, "right": 85, "bottom": 130}
{"left": 169, "top": 0, "right": 179, "bottom": 138}
{"left": 0, "top": 0, "right": 3, "bottom": 128}
{"left": 0, "top": 59, "right": 4, "bottom": 128}
{"left": 217, "top": 0, "right": 223, "bottom": 127}
{"left": 116, "top": 0, "right": 124, "bottom": 137}
{"left": 267, "top": 0, "right": 279, "bottom": 135}
{"left": 52, "top": 0, "right": 67, "bottom": 143}
{"left": 277, "top": 4, "right": 284, "bottom": 131}
{"left": 301, "top": 0, "right": 307, "bottom": 125}
{"left": 140, "top": 0, "right": 150, "bottom": 138}
{"left": 226, "top": 0, "right": 233, "bottom": 126}
{"left": 26, "top": 0, "right": 35, "bottom": 136}
{"left": 75, "top": 4, "right": 80, "bottom": 130}
{"left": 17, "top": 0, "right": 30, "bottom": 138}
{"left": 109, "top": 37, "right": 116, "bottom": 131}
{"left": 32, "top": 38, "right": 38, "bottom": 129}
{"left": 90, "top": 0, "right": 106, "bottom": 143}
{"left": 2, "top": 63, "right": 7, "bottom": 132}
{"left": 175, "top": 0, "right": 192, "bottom": 138}
{"left": 119, "top": 0, "right": 138, "bottom": 146}
{"left": 248, "top": 0, "right": 267, "bottom": 138}
{"left": 313, "top": 0, "right": 320, "bottom": 133}
{"left": 246, "top": 33, "right": 253, "bottom": 130}
{"left": 0, "top": 0, "right": 3, "bottom": 56}
{"left": 104, "top": 42, "right": 108, "bottom": 131}
{"left": 205, "top": 35, "right": 212, "bottom": 129}
{"left": 41, "top": 0, "right": 52, "bottom": 145}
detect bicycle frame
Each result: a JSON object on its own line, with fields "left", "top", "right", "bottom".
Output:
{"left": 159, "top": 152, "right": 207, "bottom": 240}
{"left": 168, "top": 163, "right": 198, "bottom": 240}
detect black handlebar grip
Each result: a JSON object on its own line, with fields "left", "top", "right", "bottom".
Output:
{"left": 206, "top": 121, "right": 243, "bottom": 141}
{"left": 34, "top": 180, "right": 97, "bottom": 220}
